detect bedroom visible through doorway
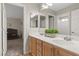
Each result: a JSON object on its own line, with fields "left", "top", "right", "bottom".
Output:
{"left": 5, "top": 3, "right": 24, "bottom": 56}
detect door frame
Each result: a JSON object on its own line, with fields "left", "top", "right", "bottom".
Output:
{"left": 3, "top": 3, "right": 25, "bottom": 55}
{"left": 0, "top": 3, "right": 3, "bottom": 56}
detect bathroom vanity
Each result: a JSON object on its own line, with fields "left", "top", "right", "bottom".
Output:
{"left": 28, "top": 7, "right": 79, "bottom": 56}
{"left": 27, "top": 33, "right": 79, "bottom": 56}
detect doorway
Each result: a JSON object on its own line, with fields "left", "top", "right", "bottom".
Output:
{"left": 5, "top": 4, "right": 24, "bottom": 56}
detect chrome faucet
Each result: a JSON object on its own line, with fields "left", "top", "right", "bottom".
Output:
{"left": 64, "top": 36, "right": 71, "bottom": 41}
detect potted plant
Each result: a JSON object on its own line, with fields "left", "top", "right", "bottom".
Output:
{"left": 45, "top": 28, "right": 58, "bottom": 38}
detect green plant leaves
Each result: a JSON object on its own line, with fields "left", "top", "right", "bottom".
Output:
{"left": 45, "top": 28, "right": 58, "bottom": 34}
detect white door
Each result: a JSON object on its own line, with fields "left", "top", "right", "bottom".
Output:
{"left": 0, "top": 3, "right": 2, "bottom": 56}
{"left": 3, "top": 3, "right": 7, "bottom": 56}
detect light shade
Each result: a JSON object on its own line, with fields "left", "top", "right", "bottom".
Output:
{"left": 61, "top": 18, "right": 69, "bottom": 22}
{"left": 41, "top": 4, "right": 48, "bottom": 9}
{"left": 41, "top": 3, "right": 53, "bottom": 10}
{"left": 46, "top": 3, "right": 53, "bottom": 6}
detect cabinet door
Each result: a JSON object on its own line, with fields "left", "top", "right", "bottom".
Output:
{"left": 58, "top": 48, "right": 73, "bottom": 56}
{"left": 52, "top": 47, "right": 73, "bottom": 56}
{"left": 37, "top": 39, "right": 43, "bottom": 56}
{"left": 51, "top": 45, "right": 59, "bottom": 56}
{"left": 43, "top": 42, "right": 52, "bottom": 56}
{"left": 54, "top": 48, "right": 59, "bottom": 56}
{"left": 31, "top": 37, "right": 37, "bottom": 56}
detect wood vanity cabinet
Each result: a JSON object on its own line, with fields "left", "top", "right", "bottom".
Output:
{"left": 51, "top": 46, "right": 79, "bottom": 56}
{"left": 52, "top": 47, "right": 72, "bottom": 56}
{"left": 37, "top": 39, "right": 43, "bottom": 56}
{"left": 28, "top": 36, "right": 79, "bottom": 56}
{"left": 28, "top": 36, "right": 43, "bottom": 56}
{"left": 28, "top": 36, "right": 37, "bottom": 56}
{"left": 58, "top": 48, "right": 73, "bottom": 56}
{"left": 43, "top": 42, "right": 52, "bottom": 56}
{"left": 29, "top": 36, "right": 53, "bottom": 56}
{"left": 28, "top": 36, "right": 32, "bottom": 55}
{"left": 58, "top": 48, "right": 79, "bottom": 56}
{"left": 51, "top": 45, "right": 79, "bottom": 56}
{"left": 52, "top": 47, "right": 59, "bottom": 56}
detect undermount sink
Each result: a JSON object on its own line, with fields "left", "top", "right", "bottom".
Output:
{"left": 52, "top": 39, "right": 79, "bottom": 47}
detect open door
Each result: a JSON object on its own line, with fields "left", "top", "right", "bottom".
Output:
{"left": 3, "top": 3, "right": 7, "bottom": 56}
{"left": 0, "top": 3, "right": 2, "bottom": 56}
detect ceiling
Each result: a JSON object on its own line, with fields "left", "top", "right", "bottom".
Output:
{"left": 41, "top": 3, "right": 73, "bottom": 11}
{"left": 40, "top": 3, "right": 74, "bottom": 11}
{"left": 21, "top": 3, "right": 74, "bottom": 11}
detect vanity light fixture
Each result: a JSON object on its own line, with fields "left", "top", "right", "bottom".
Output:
{"left": 61, "top": 18, "right": 69, "bottom": 22}
{"left": 41, "top": 3, "right": 53, "bottom": 10}
{"left": 46, "top": 3, "right": 53, "bottom": 6}
{"left": 41, "top": 4, "right": 48, "bottom": 9}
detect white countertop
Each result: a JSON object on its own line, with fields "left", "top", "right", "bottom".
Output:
{"left": 29, "top": 33, "right": 79, "bottom": 55}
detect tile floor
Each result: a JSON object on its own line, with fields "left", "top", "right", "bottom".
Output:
{"left": 5, "top": 38, "right": 23, "bottom": 56}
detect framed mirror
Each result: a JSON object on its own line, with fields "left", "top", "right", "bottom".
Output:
{"left": 71, "top": 9, "right": 79, "bottom": 36}
{"left": 57, "top": 16, "right": 70, "bottom": 35}
{"left": 40, "top": 15, "right": 46, "bottom": 28}
{"left": 30, "top": 13, "right": 38, "bottom": 28}
{"left": 48, "top": 15, "right": 54, "bottom": 28}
